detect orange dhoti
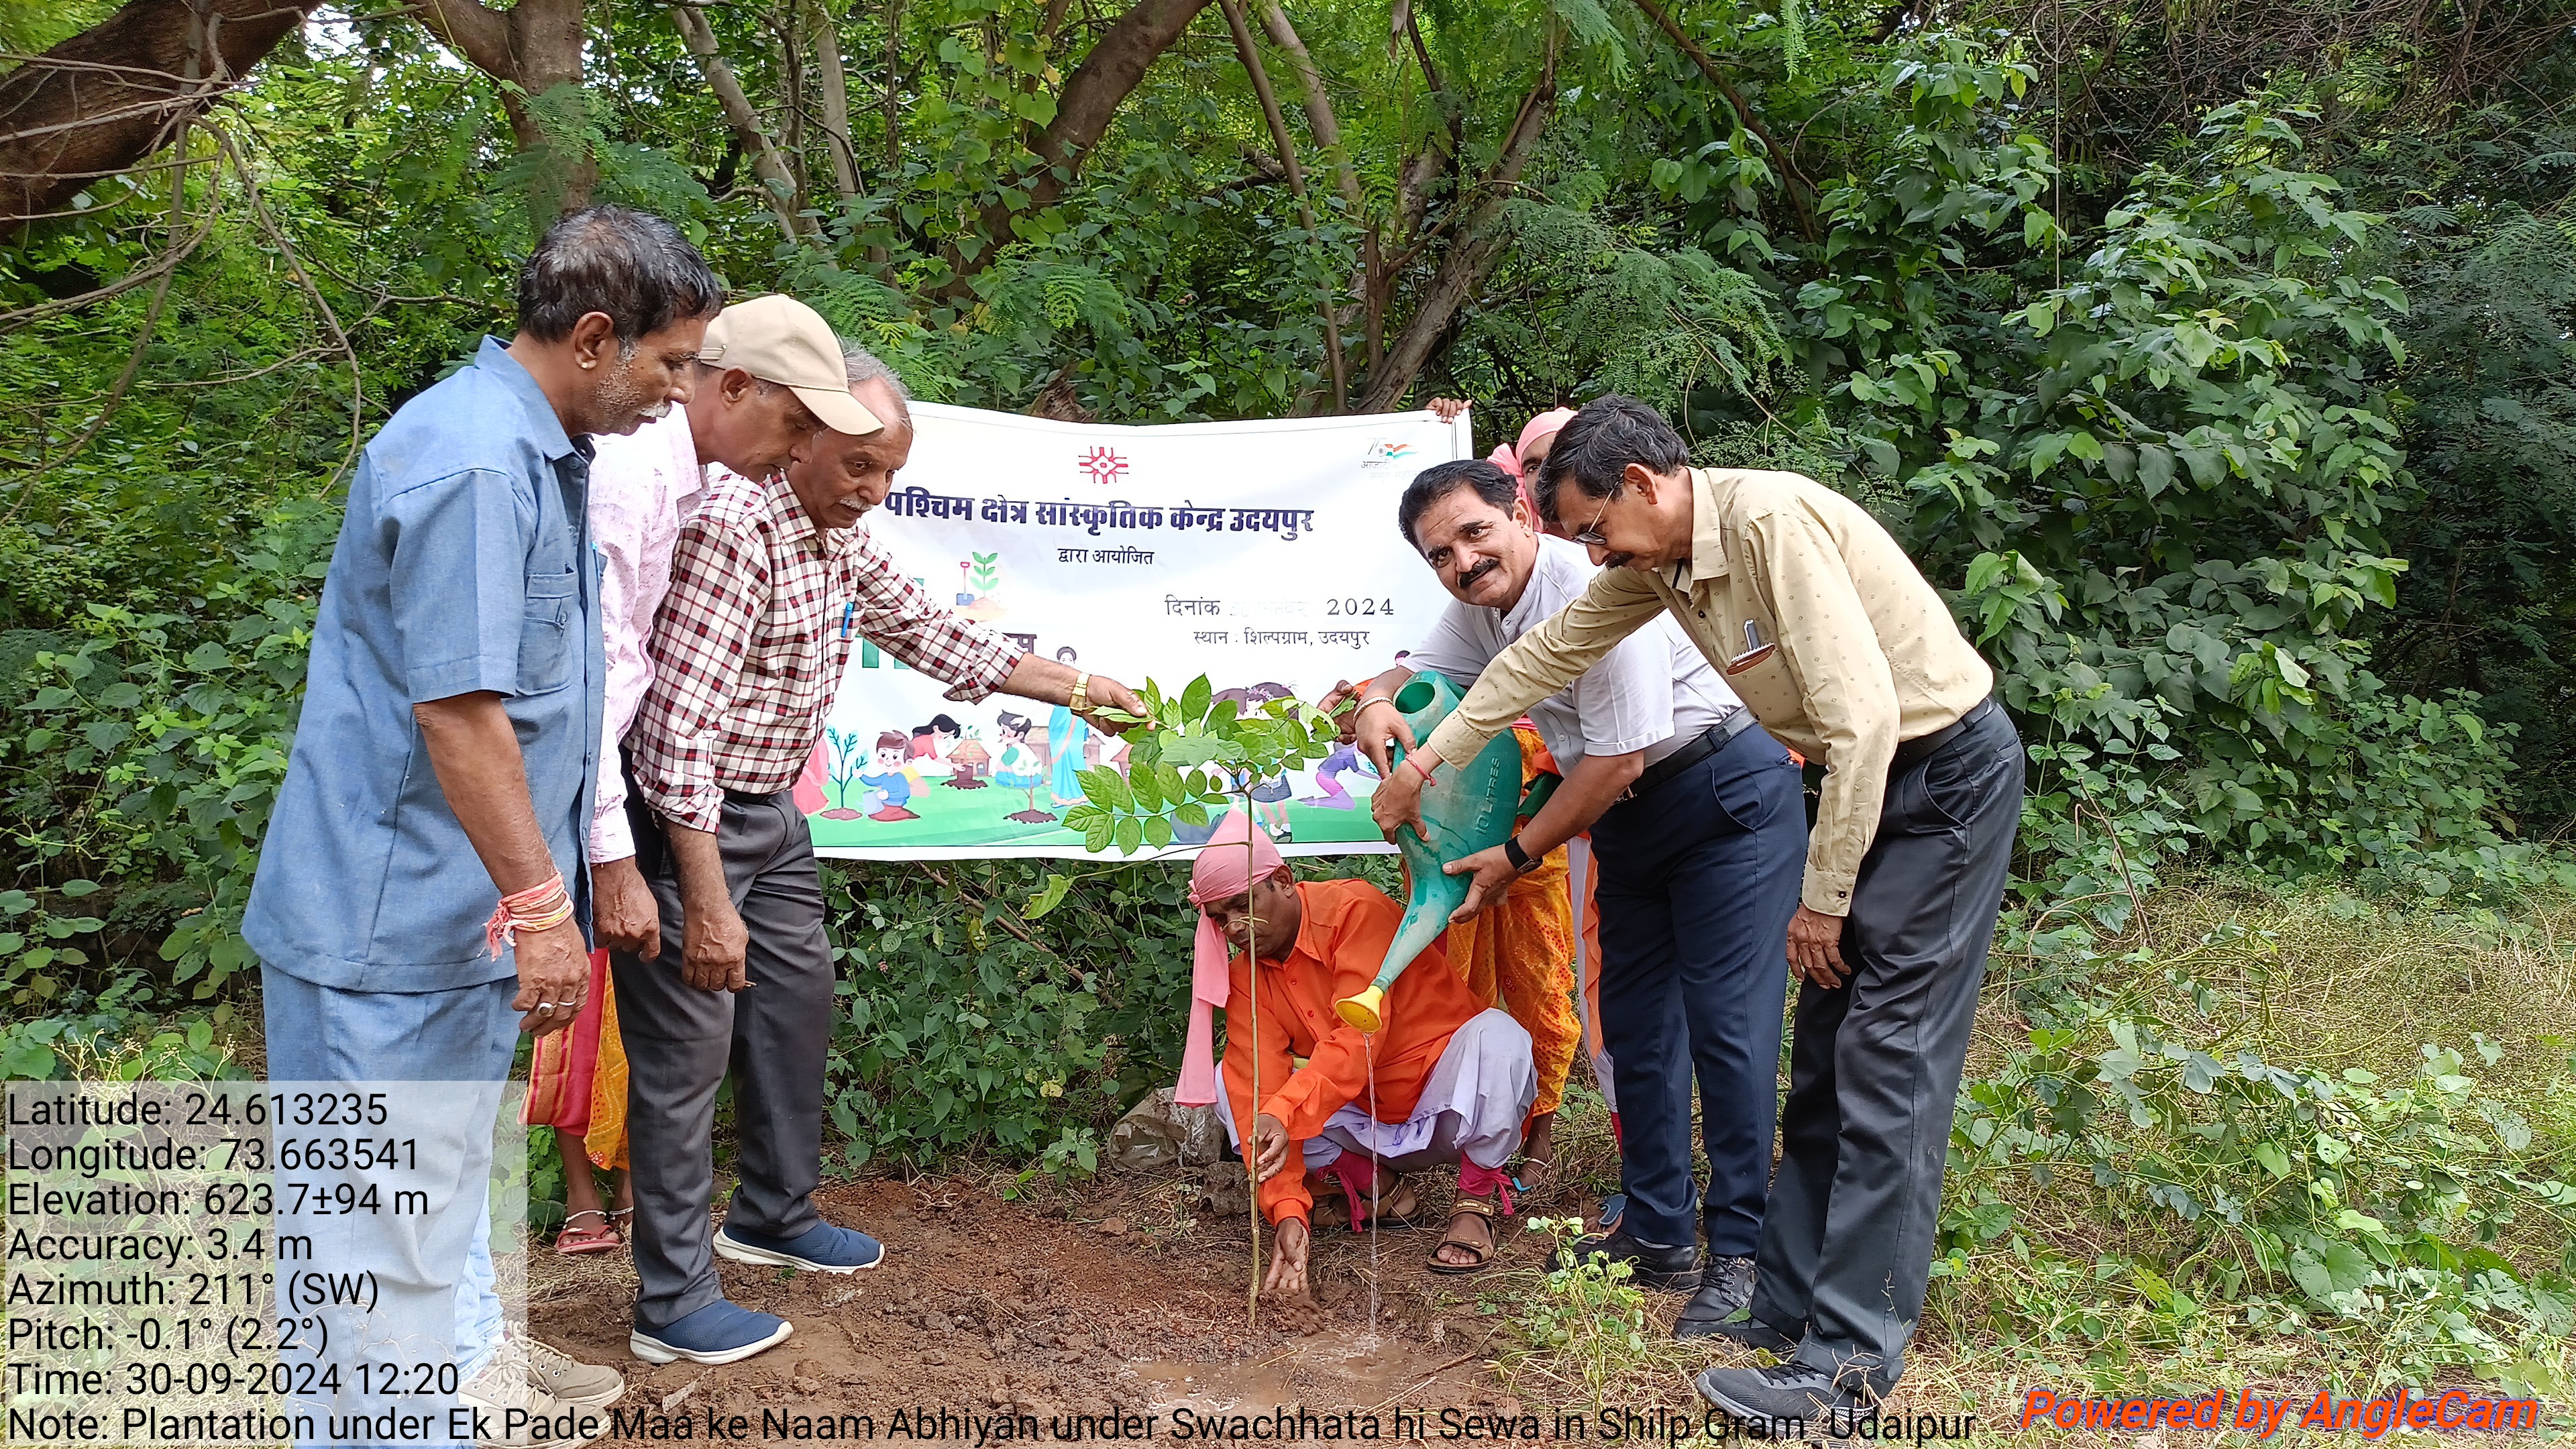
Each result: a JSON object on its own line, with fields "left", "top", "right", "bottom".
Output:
{"left": 1443, "top": 724, "right": 1581, "bottom": 1118}
{"left": 523, "top": 948, "right": 631, "bottom": 1172}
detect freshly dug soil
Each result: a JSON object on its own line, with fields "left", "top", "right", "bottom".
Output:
{"left": 532, "top": 1171, "right": 1569, "bottom": 1442}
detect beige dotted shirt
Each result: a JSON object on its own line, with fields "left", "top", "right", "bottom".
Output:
{"left": 1421, "top": 467, "right": 1994, "bottom": 916}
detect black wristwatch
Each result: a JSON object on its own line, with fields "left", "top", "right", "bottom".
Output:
{"left": 1502, "top": 836, "right": 1538, "bottom": 874}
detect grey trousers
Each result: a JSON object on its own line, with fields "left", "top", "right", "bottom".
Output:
{"left": 614, "top": 789, "right": 835, "bottom": 1329}
{"left": 1748, "top": 702, "right": 2023, "bottom": 1397}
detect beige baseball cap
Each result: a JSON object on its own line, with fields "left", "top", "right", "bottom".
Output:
{"left": 696, "top": 294, "right": 883, "bottom": 436}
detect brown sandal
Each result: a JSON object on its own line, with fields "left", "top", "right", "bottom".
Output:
{"left": 1426, "top": 1195, "right": 1499, "bottom": 1275}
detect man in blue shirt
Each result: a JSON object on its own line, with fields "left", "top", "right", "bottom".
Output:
{"left": 244, "top": 206, "right": 722, "bottom": 1445}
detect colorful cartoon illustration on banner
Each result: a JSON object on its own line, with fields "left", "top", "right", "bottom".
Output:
{"left": 943, "top": 727, "right": 991, "bottom": 788}
{"left": 994, "top": 711, "right": 1053, "bottom": 823}
{"left": 855, "top": 732, "right": 922, "bottom": 821}
{"left": 809, "top": 402, "right": 1464, "bottom": 857}
{"left": 1048, "top": 647, "right": 1093, "bottom": 808}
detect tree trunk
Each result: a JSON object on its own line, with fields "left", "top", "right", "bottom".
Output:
{"left": 413, "top": 0, "right": 596, "bottom": 219}
{"left": 0, "top": 0, "right": 325, "bottom": 238}
{"left": 1256, "top": 3, "right": 1360, "bottom": 213}
{"left": 934, "top": 0, "right": 1214, "bottom": 292}
{"left": 882, "top": 0, "right": 903, "bottom": 179}
{"left": 1216, "top": 0, "right": 1346, "bottom": 411}
{"left": 1357, "top": 57, "right": 1554, "bottom": 412}
{"left": 810, "top": 0, "right": 862, "bottom": 205}
{"left": 669, "top": 2, "right": 820, "bottom": 242}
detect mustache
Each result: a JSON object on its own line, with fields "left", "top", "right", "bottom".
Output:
{"left": 634, "top": 400, "right": 673, "bottom": 421}
{"left": 1456, "top": 557, "right": 1501, "bottom": 590}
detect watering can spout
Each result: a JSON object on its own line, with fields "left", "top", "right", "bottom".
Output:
{"left": 1332, "top": 673, "right": 1558, "bottom": 1033}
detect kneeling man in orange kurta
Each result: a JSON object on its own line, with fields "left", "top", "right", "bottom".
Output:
{"left": 1184, "top": 812, "right": 1537, "bottom": 1295}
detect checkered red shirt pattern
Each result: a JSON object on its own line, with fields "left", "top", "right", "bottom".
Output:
{"left": 631, "top": 468, "right": 1024, "bottom": 833}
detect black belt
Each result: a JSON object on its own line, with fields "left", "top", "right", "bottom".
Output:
{"left": 1619, "top": 710, "right": 1758, "bottom": 804}
{"left": 1893, "top": 697, "right": 1998, "bottom": 769}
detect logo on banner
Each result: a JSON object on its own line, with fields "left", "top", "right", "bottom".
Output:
{"left": 1360, "top": 440, "right": 1416, "bottom": 468}
{"left": 1075, "top": 445, "right": 1130, "bottom": 484}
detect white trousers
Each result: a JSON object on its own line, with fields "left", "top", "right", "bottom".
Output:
{"left": 1216, "top": 1008, "right": 1537, "bottom": 1173}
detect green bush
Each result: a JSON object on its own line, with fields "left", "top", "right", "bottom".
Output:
{"left": 3, "top": 500, "right": 331, "bottom": 1010}
{"left": 818, "top": 858, "right": 1195, "bottom": 1175}
{"left": 1944, "top": 924, "right": 2576, "bottom": 1395}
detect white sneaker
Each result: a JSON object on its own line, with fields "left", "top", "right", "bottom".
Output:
{"left": 515, "top": 1332, "right": 625, "bottom": 1411}
{"left": 460, "top": 1347, "right": 604, "bottom": 1447}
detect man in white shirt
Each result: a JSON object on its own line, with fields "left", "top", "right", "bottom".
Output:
{"left": 588, "top": 294, "right": 869, "bottom": 953}
{"left": 1341, "top": 458, "right": 1805, "bottom": 1334}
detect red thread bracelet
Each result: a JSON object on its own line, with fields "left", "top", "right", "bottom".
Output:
{"left": 1406, "top": 755, "right": 1437, "bottom": 786}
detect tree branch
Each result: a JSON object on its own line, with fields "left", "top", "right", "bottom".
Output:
{"left": 408, "top": 0, "right": 511, "bottom": 80}
{"left": 0, "top": 0, "right": 323, "bottom": 237}
{"left": 1256, "top": 2, "right": 1360, "bottom": 213}
{"left": 808, "top": 0, "right": 862, "bottom": 205}
{"left": 1358, "top": 51, "right": 1554, "bottom": 412}
{"left": 934, "top": 0, "right": 1214, "bottom": 293}
{"left": 669, "top": 2, "right": 820, "bottom": 242}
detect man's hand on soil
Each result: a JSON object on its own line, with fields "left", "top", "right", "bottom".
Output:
{"left": 1252, "top": 1112, "right": 1293, "bottom": 1183}
{"left": 1263, "top": 1216, "right": 1311, "bottom": 1299}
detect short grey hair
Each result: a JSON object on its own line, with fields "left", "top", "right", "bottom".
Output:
{"left": 841, "top": 341, "right": 912, "bottom": 424}
{"left": 517, "top": 205, "right": 723, "bottom": 347}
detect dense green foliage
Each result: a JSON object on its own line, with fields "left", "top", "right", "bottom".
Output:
{"left": 3, "top": 0, "right": 2572, "bottom": 1393}
{"left": 1947, "top": 912, "right": 2575, "bottom": 1396}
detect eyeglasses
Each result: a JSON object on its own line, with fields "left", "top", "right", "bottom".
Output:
{"left": 1565, "top": 490, "right": 1614, "bottom": 547}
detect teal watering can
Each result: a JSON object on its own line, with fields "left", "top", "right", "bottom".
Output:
{"left": 1335, "top": 672, "right": 1558, "bottom": 1033}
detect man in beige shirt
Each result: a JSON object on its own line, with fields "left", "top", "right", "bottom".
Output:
{"left": 1369, "top": 396, "right": 2023, "bottom": 1423}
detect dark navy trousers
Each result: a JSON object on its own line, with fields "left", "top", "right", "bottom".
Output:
{"left": 1588, "top": 720, "right": 1805, "bottom": 1254}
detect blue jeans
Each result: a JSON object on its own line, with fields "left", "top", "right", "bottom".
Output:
{"left": 260, "top": 966, "right": 514, "bottom": 1387}
{"left": 1589, "top": 722, "right": 1805, "bottom": 1254}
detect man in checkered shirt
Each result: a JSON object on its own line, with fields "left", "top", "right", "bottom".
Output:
{"left": 619, "top": 344, "right": 1145, "bottom": 1366}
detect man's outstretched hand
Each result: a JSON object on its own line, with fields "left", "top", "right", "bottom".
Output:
{"left": 1081, "top": 673, "right": 1148, "bottom": 734}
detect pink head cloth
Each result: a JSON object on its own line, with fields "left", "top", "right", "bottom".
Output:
{"left": 1483, "top": 407, "right": 1578, "bottom": 519}
{"left": 1174, "top": 810, "right": 1287, "bottom": 1106}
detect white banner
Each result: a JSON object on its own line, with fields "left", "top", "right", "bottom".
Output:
{"left": 805, "top": 402, "right": 1472, "bottom": 859}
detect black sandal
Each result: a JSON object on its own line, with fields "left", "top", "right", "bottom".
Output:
{"left": 1426, "top": 1195, "right": 1500, "bottom": 1275}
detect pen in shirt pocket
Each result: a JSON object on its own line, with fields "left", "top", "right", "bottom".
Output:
{"left": 1725, "top": 618, "right": 1775, "bottom": 675}
{"left": 841, "top": 602, "right": 855, "bottom": 639}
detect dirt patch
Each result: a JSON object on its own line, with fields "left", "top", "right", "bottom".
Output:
{"left": 531, "top": 1171, "right": 1587, "bottom": 1440}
